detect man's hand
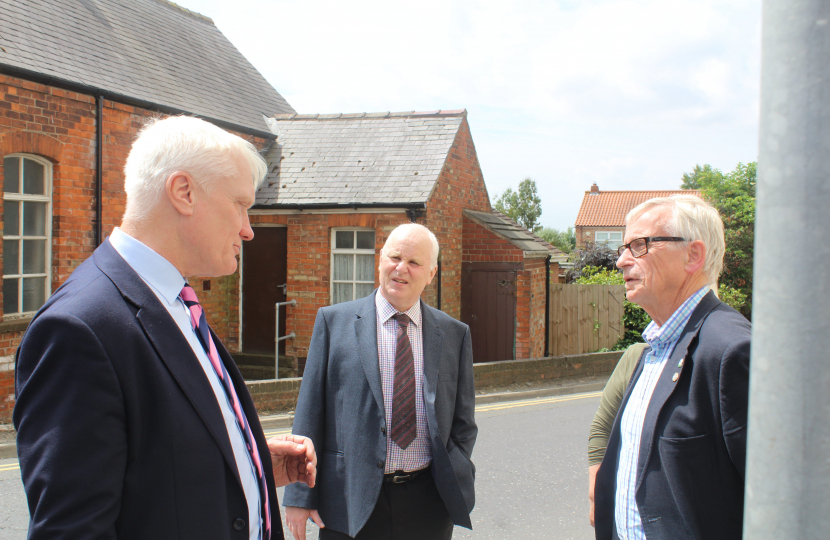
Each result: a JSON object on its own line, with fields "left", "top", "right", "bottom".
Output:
{"left": 588, "top": 464, "right": 600, "bottom": 527}
{"left": 267, "top": 435, "right": 317, "bottom": 488}
{"left": 285, "top": 506, "right": 324, "bottom": 540}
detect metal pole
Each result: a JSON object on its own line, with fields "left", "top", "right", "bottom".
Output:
{"left": 275, "top": 299, "right": 297, "bottom": 379}
{"left": 745, "top": 1, "right": 830, "bottom": 537}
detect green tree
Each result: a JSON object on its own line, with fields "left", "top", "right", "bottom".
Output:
{"left": 536, "top": 226, "right": 576, "bottom": 253}
{"left": 493, "top": 177, "right": 542, "bottom": 230}
{"left": 681, "top": 162, "right": 756, "bottom": 319}
{"left": 680, "top": 164, "right": 718, "bottom": 189}
{"left": 565, "top": 241, "right": 618, "bottom": 282}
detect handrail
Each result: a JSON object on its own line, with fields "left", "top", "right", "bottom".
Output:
{"left": 275, "top": 299, "right": 297, "bottom": 379}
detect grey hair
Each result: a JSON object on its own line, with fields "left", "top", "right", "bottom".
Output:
{"left": 625, "top": 195, "right": 725, "bottom": 287}
{"left": 385, "top": 223, "right": 440, "bottom": 269}
{"left": 123, "top": 116, "right": 266, "bottom": 222}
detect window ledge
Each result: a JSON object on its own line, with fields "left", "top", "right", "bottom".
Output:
{"left": 0, "top": 316, "right": 33, "bottom": 333}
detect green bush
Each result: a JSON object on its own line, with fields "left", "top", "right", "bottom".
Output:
{"left": 573, "top": 266, "right": 650, "bottom": 350}
{"left": 717, "top": 283, "right": 748, "bottom": 314}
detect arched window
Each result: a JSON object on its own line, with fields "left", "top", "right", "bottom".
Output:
{"left": 3, "top": 154, "right": 52, "bottom": 316}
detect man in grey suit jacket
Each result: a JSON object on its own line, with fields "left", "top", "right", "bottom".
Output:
{"left": 284, "top": 223, "right": 477, "bottom": 540}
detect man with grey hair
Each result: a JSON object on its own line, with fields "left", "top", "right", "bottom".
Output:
{"left": 593, "top": 195, "right": 751, "bottom": 540}
{"left": 284, "top": 222, "right": 477, "bottom": 540}
{"left": 14, "top": 116, "right": 316, "bottom": 540}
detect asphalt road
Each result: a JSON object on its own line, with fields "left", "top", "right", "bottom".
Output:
{"left": 0, "top": 391, "right": 601, "bottom": 540}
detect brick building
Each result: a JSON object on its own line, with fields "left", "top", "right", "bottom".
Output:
{"left": 240, "top": 110, "right": 564, "bottom": 373}
{"left": 0, "top": 0, "right": 294, "bottom": 422}
{"left": 574, "top": 183, "right": 702, "bottom": 249}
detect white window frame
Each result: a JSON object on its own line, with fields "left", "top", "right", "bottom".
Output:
{"left": 595, "top": 230, "right": 623, "bottom": 250}
{"left": 3, "top": 153, "right": 53, "bottom": 318}
{"left": 330, "top": 228, "right": 376, "bottom": 305}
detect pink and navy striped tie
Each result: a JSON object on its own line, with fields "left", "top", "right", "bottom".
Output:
{"left": 181, "top": 283, "right": 271, "bottom": 540}
{"left": 391, "top": 313, "right": 416, "bottom": 449}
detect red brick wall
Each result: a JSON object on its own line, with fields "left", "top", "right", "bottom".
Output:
{"left": 527, "top": 257, "right": 548, "bottom": 358}
{"left": 423, "top": 119, "right": 491, "bottom": 319}
{"left": 461, "top": 217, "right": 524, "bottom": 263}
{"left": 249, "top": 212, "right": 414, "bottom": 359}
{"left": 0, "top": 74, "right": 270, "bottom": 422}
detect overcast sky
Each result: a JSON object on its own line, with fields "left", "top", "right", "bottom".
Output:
{"left": 174, "top": 0, "right": 762, "bottom": 230}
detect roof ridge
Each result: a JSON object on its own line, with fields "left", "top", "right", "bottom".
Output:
{"left": 150, "top": 0, "right": 214, "bottom": 24}
{"left": 271, "top": 109, "right": 467, "bottom": 121}
{"left": 585, "top": 189, "right": 699, "bottom": 194}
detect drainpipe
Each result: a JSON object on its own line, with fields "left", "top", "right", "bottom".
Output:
{"left": 436, "top": 257, "right": 442, "bottom": 311}
{"left": 544, "top": 254, "right": 551, "bottom": 357}
{"left": 94, "top": 95, "right": 103, "bottom": 246}
{"left": 744, "top": 0, "right": 830, "bottom": 537}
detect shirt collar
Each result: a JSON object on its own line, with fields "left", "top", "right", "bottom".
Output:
{"left": 109, "top": 227, "right": 186, "bottom": 306}
{"left": 642, "top": 285, "right": 710, "bottom": 346}
{"left": 375, "top": 290, "right": 422, "bottom": 328}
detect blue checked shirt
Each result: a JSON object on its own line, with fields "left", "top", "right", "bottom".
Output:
{"left": 614, "top": 286, "right": 709, "bottom": 540}
{"left": 375, "top": 293, "right": 432, "bottom": 473}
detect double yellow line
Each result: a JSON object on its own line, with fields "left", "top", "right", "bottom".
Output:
{"left": 0, "top": 392, "right": 602, "bottom": 473}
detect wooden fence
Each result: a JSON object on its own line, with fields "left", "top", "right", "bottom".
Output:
{"left": 549, "top": 284, "right": 626, "bottom": 356}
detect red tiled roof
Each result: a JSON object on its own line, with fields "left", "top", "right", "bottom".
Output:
{"left": 575, "top": 189, "right": 702, "bottom": 227}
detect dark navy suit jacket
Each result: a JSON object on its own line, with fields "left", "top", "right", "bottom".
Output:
{"left": 594, "top": 291, "right": 751, "bottom": 540}
{"left": 14, "top": 240, "right": 282, "bottom": 540}
{"left": 283, "top": 291, "right": 477, "bottom": 537}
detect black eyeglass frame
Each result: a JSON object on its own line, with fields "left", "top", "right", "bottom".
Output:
{"left": 617, "top": 236, "right": 688, "bottom": 258}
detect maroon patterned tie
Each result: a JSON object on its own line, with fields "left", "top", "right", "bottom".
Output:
{"left": 391, "top": 313, "right": 416, "bottom": 449}
{"left": 181, "top": 284, "right": 271, "bottom": 540}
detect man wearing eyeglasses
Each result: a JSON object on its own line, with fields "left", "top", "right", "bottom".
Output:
{"left": 592, "top": 195, "right": 751, "bottom": 540}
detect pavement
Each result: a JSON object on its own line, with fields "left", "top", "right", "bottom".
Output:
{"left": 0, "top": 377, "right": 608, "bottom": 460}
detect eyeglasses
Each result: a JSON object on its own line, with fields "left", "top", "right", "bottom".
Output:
{"left": 617, "top": 237, "right": 688, "bottom": 258}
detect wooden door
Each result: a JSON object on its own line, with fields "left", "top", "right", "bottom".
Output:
{"left": 241, "top": 226, "right": 288, "bottom": 354}
{"left": 461, "top": 263, "right": 518, "bottom": 363}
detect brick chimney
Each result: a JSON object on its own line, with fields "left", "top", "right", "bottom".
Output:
{"left": 590, "top": 183, "right": 599, "bottom": 193}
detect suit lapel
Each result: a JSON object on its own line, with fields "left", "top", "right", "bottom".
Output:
{"left": 93, "top": 241, "right": 242, "bottom": 488}
{"left": 635, "top": 291, "right": 721, "bottom": 486}
{"left": 355, "top": 292, "right": 385, "bottom": 416}
{"left": 420, "top": 301, "right": 443, "bottom": 412}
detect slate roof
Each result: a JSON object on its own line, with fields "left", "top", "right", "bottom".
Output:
{"left": 256, "top": 111, "right": 466, "bottom": 206}
{"left": 575, "top": 187, "right": 702, "bottom": 227}
{"left": 0, "top": 0, "right": 293, "bottom": 135}
{"left": 463, "top": 209, "right": 567, "bottom": 259}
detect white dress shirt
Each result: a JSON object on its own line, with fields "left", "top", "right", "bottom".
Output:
{"left": 110, "top": 228, "right": 261, "bottom": 540}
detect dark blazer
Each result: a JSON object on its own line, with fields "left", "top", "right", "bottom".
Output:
{"left": 13, "top": 240, "right": 282, "bottom": 540}
{"left": 283, "top": 291, "right": 477, "bottom": 537}
{"left": 594, "top": 291, "right": 751, "bottom": 540}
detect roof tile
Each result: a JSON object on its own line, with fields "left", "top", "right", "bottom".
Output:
{"left": 574, "top": 188, "right": 703, "bottom": 227}
{"left": 1, "top": 0, "right": 293, "bottom": 133}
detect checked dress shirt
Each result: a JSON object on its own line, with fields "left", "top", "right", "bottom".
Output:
{"left": 614, "top": 286, "right": 709, "bottom": 540}
{"left": 375, "top": 292, "right": 432, "bottom": 473}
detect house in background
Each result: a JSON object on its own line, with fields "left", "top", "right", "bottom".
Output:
{"left": 574, "top": 183, "right": 701, "bottom": 249}
{"left": 0, "top": 0, "right": 293, "bottom": 422}
{"left": 241, "top": 110, "right": 565, "bottom": 373}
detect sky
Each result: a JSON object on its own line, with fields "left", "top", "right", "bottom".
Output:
{"left": 173, "top": 0, "right": 762, "bottom": 230}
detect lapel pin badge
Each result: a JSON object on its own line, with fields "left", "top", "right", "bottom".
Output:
{"left": 678, "top": 359, "right": 684, "bottom": 368}
{"left": 672, "top": 372, "right": 679, "bottom": 382}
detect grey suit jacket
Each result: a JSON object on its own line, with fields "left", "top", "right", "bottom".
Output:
{"left": 283, "top": 291, "right": 477, "bottom": 537}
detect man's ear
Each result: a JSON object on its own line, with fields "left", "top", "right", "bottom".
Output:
{"left": 685, "top": 239, "right": 707, "bottom": 274}
{"left": 166, "top": 171, "right": 196, "bottom": 217}
{"left": 427, "top": 264, "right": 438, "bottom": 284}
